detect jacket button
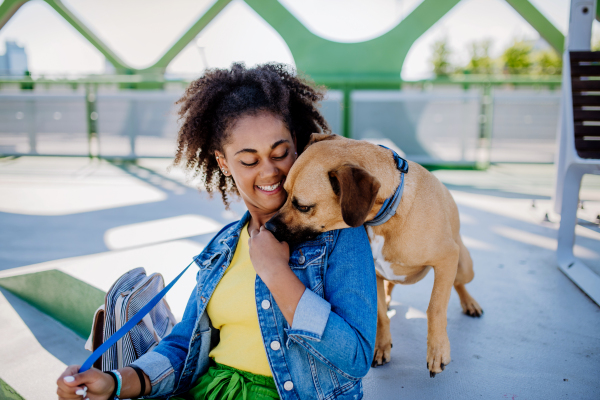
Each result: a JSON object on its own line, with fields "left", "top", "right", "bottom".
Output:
{"left": 284, "top": 381, "right": 294, "bottom": 391}
{"left": 270, "top": 341, "right": 281, "bottom": 351}
{"left": 261, "top": 300, "right": 271, "bottom": 309}
{"left": 201, "top": 296, "right": 206, "bottom": 303}
{"left": 298, "top": 255, "right": 305, "bottom": 265}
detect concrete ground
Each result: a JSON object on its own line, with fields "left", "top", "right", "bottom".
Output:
{"left": 0, "top": 156, "right": 599, "bottom": 400}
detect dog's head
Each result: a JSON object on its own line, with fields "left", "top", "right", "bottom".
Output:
{"left": 265, "top": 133, "right": 381, "bottom": 244}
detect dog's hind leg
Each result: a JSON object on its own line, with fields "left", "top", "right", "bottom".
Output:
{"left": 454, "top": 235, "right": 483, "bottom": 317}
{"left": 372, "top": 275, "right": 393, "bottom": 367}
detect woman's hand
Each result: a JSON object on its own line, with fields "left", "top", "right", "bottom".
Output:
{"left": 56, "top": 365, "right": 114, "bottom": 400}
{"left": 248, "top": 225, "right": 306, "bottom": 326}
{"left": 248, "top": 225, "right": 290, "bottom": 282}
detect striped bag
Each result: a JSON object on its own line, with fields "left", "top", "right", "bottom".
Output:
{"left": 84, "top": 267, "right": 177, "bottom": 370}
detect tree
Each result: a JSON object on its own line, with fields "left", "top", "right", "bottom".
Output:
{"left": 502, "top": 40, "right": 533, "bottom": 74}
{"left": 465, "top": 39, "right": 494, "bottom": 74}
{"left": 534, "top": 49, "right": 561, "bottom": 75}
{"left": 430, "top": 37, "right": 453, "bottom": 77}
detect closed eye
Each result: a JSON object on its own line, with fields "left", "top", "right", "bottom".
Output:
{"left": 273, "top": 150, "right": 289, "bottom": 160}
{"left": 240, "top": 150, "right": 289, "bottom": 167}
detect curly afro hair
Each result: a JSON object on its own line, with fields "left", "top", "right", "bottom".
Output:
{"left": 173, "top": 62, "right": 331, "bottom": 207}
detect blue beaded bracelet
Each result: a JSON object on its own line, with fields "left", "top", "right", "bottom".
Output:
{"left": 111, "top": 369, "right": 122, "bottom": 399}
{"left": 105, "top": 371, "right": 118, "bottom": 399}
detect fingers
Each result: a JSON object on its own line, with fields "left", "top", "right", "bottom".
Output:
{"left": 57, "top": 365, "right": 80, "bottom": 386}
{"left": 57, "top": 386, "right": 87, "bottom": 399}
{"left": 57, "top": 387, "right": 83, "bottom": 399}
{"left": 57, "top": 365, "right": 81, "bottom": 394}
{"left": 64, "top": 370, "right": 92, "bottom": 387}
{"left": 56, "top": 366, "right": 93, "bottom": 399}
{"left": 249, "top": 225, "right": 267, "bottom": 240}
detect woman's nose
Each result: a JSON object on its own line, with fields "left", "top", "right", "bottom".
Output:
{"left": 260, "top": 160, "right": 279, "bottom": 178}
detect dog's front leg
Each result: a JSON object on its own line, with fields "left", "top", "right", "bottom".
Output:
{"left": 372, "top": 274, "right": 393, "bottom": 367}
{"left": 426, "top": 263, "right": 456, "bottom": 377}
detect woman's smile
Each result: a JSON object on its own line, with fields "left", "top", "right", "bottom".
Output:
{"left": 256, "top": 178, "right": 285, "bottom": 195}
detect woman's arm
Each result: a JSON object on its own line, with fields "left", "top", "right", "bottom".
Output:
{"left": 56, "top": 285, "right": 199, "bottom": 399}
{"left": 249, "top": 226, "right": 377, "bottom": 379}
{"left": 248, "top": 225, "right": 306, "bottom": 325}
{"left": 130, "top": 284, "right": 199, "bottom": 397}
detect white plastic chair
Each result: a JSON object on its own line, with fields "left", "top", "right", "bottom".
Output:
{"left": 554, "top": 0, "right": 600, "bottom": 305}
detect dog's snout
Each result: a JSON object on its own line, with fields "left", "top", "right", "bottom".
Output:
{"left": 265, "top": 220, "right": 277, "bottom": 233}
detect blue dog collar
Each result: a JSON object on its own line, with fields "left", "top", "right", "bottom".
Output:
{"left": 364, "top": 145, "right": 409, "bottom": 227}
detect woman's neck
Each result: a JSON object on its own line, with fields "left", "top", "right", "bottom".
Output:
{"left": 247, "top": 209, "right": 278, "bottom": 232}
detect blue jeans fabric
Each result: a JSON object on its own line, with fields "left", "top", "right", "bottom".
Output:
{"left": 132, "top": 211, "right": 377, "bottom": 400}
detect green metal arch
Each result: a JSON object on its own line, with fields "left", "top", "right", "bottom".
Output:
{"left": 0, "top": 0, "right": 565, "bottom": 77}
{"left": 245, "top": 0, "right": 461, "bottom": 80}
{"left": 505, "top": 0, "right": 564, "bottom": 54}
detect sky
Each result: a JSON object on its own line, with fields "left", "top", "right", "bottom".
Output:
{"left": 0, "top": 0, "right": 585, "bottom": 80}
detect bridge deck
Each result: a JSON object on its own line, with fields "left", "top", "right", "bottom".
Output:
{"left": 0, "top": 157, "right": 598, "bottom": 400}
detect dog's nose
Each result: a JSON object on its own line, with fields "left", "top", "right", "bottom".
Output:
{"left": 265, "top": 220, "right": 277, "bottom": 233}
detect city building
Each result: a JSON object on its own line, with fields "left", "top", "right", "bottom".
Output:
{"left": 0, "top": 40, "right": 28, "bottom": 76}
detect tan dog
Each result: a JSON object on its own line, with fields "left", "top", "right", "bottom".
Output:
{"left": 266, "top": 133, "right": 483, "bottom": 377}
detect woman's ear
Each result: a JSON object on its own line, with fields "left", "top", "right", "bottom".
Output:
{"left": 215, "top": 151, "right": 230, "bottom": 176}
{"left": 292, "top": 134, "right": 298, "bottom": 158}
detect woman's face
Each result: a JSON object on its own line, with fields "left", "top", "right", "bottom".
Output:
{"left": 216, "top": 112, "right": 297, "bottom": 218}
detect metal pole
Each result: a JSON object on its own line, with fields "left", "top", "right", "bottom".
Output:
{"left": 129, "top": 100, "right": 137, "bottom": 157}
{"left": 26, "top": 98, "right": 36, "bottom": 154}
{"left": 342, "top": 86, "right": 351, "bottom": 138}
{"left": 85, "top": 84, "right": 98, "bottom": 158}
{"left": 477, "top": 84, "right": 494, "bottom": 169}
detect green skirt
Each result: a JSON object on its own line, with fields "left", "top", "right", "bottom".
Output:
{"left": 147, "top": 362, "right": 280, "bottom": 400}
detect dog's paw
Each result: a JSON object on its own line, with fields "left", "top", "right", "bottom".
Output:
{"left": 461, "top": 298, "right": 483, "bottom": 318}
{"left": 372, "top": 342, "right": 392, "bottom": 368}
{"left": 426, "top": 335, "right": 451, "bottom": 377}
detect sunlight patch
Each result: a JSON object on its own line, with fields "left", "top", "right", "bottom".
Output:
{"left": 493, "top": 226, "right": 599, "bottom": 258}
{"left": 0, "top": 157, "right": 166, "bottom": 215}
{"left": 104, "top": 214, "right": 222, "bottom": 250}
{"left": 405, "top": 306, "right": 427, "bottom": 320}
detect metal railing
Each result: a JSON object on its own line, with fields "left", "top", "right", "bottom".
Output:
{"left": 0, "top": 75, "right": 562, "bottom": 167}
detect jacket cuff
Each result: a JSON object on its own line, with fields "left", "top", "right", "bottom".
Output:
{"left": 130, "top": 351, "right": 175, "bottom": 397}
{"left": 288, "top": 288, "right": 331, "bottom": 341}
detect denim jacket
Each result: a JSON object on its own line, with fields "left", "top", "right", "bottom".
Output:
{"left": 132, "top": 211, "right": 377, "bottom": 400}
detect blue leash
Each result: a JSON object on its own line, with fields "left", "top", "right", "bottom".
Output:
{"left": 80, "top": 260, "right": 196, "bottom": 372}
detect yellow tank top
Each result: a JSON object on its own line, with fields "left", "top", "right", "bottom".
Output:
{"left": 206, "top": 223, "right": 272, "bottom": 376}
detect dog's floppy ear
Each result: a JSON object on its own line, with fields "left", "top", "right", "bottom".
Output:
{"left": 304, "top": 133, "right": 339, "bottom": 151}
{"left": 329, "top": 165, "right": 381, "bottom": 227}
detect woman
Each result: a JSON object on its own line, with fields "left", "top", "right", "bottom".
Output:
{"left": 56, "top": 63, "right": 377, "bottom": 400}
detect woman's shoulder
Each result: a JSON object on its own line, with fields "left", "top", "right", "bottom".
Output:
{"left": 332, "top": 225, "right": 369, "bottom": 243}
{"left": 298, "top": 226, "right": 369, "bottom": 254}
{"left": 193, "top": 217, "right": 245, "bottom": 266}
{"left": 328, "top": 226, "right": 371, "bottom": 256}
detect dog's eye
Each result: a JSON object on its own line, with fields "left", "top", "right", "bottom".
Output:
{"left": 295, "top": 204, "right": 312, "bottom": 213}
